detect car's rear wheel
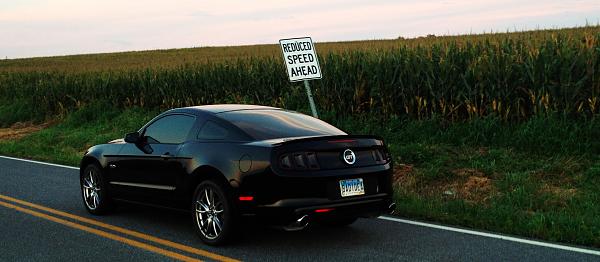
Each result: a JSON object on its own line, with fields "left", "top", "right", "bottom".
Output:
{"left": 192, "top": 180, "right": 237, "bottom": 245}
{"left": 320, "top": 216, "right": 358, "bottom": 227}
{"left": 81, "top": 164, "right": 113, "bottom": 215}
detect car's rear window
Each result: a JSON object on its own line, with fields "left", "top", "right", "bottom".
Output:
{"left": 217, "top": 110, "right": 346, "bottom": 140}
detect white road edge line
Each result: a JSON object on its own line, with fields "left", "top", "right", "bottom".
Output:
{"left": 378, "top": 216, "right": 600, "bottom": 256}
{"left": 0, "top": 155, "right": 79, "bottom": 170}
{"left": 1, "top": 155, "right": 599, "bottom": 256}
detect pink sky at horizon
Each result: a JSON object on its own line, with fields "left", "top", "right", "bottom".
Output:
{"left": 1, "top": 0, "right": 599, "bottom": 59}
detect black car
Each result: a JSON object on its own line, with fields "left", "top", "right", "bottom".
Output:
{"left": 80, "top": 104, "right": 394, "bottom": 245}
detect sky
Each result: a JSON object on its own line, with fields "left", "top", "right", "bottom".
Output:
{"left": 1, "top": 0, "right": 599, "bottom": 59}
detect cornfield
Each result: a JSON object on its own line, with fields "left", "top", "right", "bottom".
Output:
{"left": 0, "top": 26, "right": 599, "bottom": 122}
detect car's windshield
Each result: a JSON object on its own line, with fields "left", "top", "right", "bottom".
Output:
{"left": 217, "top": 109, "right": 346, "bottom": 140}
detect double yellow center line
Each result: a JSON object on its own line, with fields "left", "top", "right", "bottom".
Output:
{"left": 0, "top": 194, "right": 240, "bottom": 262}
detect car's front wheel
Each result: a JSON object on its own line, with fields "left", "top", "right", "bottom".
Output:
{"left": 192, "top": 180, "right": 237, "bottom": 245}
{"left": 80, "top": 164, "right": 113, "bottom": 215}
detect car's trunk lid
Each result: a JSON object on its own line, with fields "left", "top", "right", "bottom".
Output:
{"left": 270, "top": 135, "right": 390, "bottom": 176}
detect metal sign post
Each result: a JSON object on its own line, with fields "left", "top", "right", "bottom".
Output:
{"left": 303, "top": 80, "right": 318, "bottom": 118}
{"left": 279, "top": 37, "right": 322, "bottom": 118}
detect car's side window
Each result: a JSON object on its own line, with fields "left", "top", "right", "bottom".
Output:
{"left": 143, "top": 114, "right": 195, "bottom": 144}
{"left": 197, "top": 121, "right": 228, "bottom": 140}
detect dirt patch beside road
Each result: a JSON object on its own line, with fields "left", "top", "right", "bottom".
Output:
{"left": 393, "top": 164, "right": 496, "bottom": 205}
{"left": 0, "top": 122, "right": 51, "bottom": 140}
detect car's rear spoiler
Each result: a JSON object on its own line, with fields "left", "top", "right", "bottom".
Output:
{"left": 271, "top": 135, "right": 385, "bottom": 147}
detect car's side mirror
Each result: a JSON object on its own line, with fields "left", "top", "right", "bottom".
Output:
{"left": 124, "top": 132, "right": 141, "bottom": 143}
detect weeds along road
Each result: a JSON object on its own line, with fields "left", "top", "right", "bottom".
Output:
{"left": 0, "top": 156, "right": 598, "bottom": 262}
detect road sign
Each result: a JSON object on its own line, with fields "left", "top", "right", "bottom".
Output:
{"left": 279, "top": 37, "right": 322, "bottom": 82}
{"left": 279, "top": 37, "right": 321, "bottom": 118}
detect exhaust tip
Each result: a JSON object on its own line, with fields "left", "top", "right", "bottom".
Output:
{"left": 283, "top": 215, "right": 310, "bottom": 231}
{"left": 388, "top": 202, "right": 396, "bottom": 214}
{"left": 296, "top": 215, "right": 309, "bottom": 227}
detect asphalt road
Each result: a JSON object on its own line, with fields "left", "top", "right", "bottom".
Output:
{"left": 0, "top": 156, "right": 598, "bottom": 262}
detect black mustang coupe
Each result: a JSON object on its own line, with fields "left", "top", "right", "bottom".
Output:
{"left": 80, "top": 104, "right": 394, "bottom": 245}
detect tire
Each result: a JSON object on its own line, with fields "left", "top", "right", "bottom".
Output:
{"left": 80, "top": 163, "right": 114, "bottom": 215}
{"left": 191, "top": 180, "right": 238, "bottom": 245}
{"left": 319, "top": 216, "right": 358, "bottom": 227}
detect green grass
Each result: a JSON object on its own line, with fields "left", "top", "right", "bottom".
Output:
{"left": 393, "top": 149, "right": 600, "bottom": 246}
{"left": 0, "top": 105, "right": 599, "bottom": 247}
{"left": 0, "top": 105, "right": 158, "bottom": 165}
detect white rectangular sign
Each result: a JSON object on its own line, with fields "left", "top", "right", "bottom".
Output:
{"left": 279, "top": 37, "right": 322, "bottom": 82}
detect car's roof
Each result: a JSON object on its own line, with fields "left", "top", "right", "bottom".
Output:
{"left": 178, "top": 104, "right": 281, "bottom": 114}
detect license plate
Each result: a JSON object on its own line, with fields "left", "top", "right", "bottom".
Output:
{"left": 339, "top": 178, "right": 365, "bottom": 197}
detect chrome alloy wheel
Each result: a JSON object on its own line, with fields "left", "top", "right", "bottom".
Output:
{"left": 82, "top": 169, "right": 101, "bottom": 210}
{"left": 195, "top": 187, "right": 224, "bottom": 240}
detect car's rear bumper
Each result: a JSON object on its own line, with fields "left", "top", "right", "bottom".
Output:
{"left": 241, "top": 193, "right": 394, "bottom": 225}
{"left": 237, "top": 163, "right": 394, "bottom": 225}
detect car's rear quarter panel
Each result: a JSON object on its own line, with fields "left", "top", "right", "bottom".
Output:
{"left": 178, "top": 141, "right": 273, "bottom": 186}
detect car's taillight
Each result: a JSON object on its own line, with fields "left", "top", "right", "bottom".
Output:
{"left": 293, "top": 154, "right": 306, "bottom": 168}
{"left": 372, "top": 148, "right": 390, "bottom": 162}
{"left": 279, "top": 152, "right": 320, "bottom": 170}
{"left": 280, "top": 155, "right": 292, "bottom": 169}
{"left": 304, "top": 152, "right": 318, "bottom": 169}
{"left": 372, "top": 149, "right": 382, "bottom": 161}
